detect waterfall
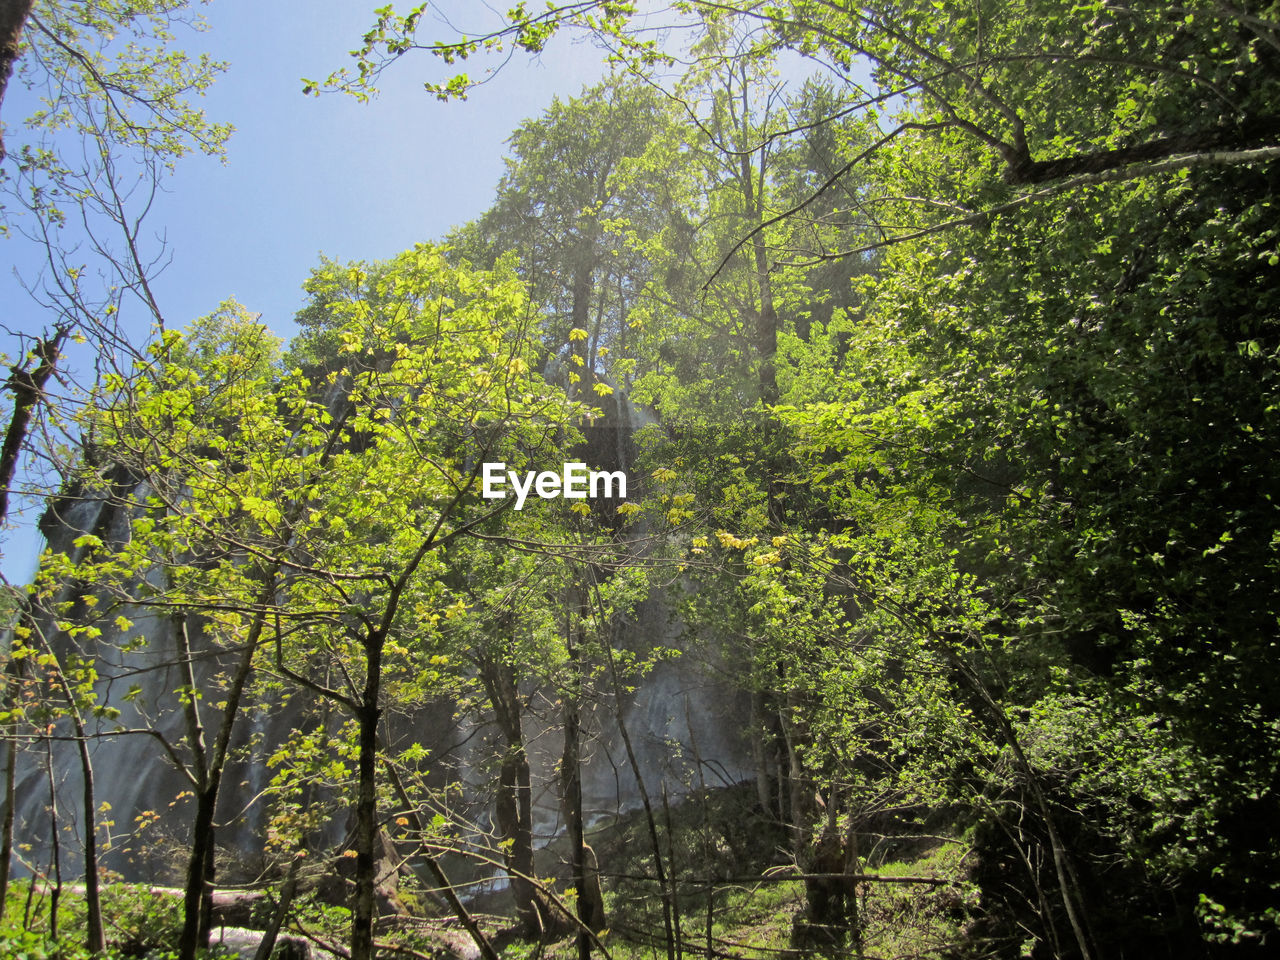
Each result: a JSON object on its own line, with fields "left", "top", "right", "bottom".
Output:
{"left": 8, "top": 388, "right": 754, "bottom": 889}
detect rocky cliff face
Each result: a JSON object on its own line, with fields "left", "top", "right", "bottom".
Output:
{"left": 6, "top": 391, "right": 753, "bottom": 892}
{"left": 11, "top": 466, "right": 285, "bottom": 881}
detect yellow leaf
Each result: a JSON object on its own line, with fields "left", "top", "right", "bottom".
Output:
{"left": 715, "top": 530, "right": 758, "bottom": 550}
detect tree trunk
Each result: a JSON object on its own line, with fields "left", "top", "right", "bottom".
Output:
{"left": 179, "top": 787, "right": 218, "bottom": 960}
{"left": 568, "top": 254, "right": 594, "bottom": 396}
{"left": 71, "top": 707, "right": 104, "bottom": 953}
{"left": 562, "top": 679, "right": 590, "bottom": 960}
{"left": 737, "top": 137, "right": 779, "bottom": 412}
{"left": 44, "top": 736, "right": 61, "bottom": 940}
{"left": 36, "top": 627, "right": 105, "bottom": 954}
{"left": 350, "top": 632, "right": 384, "bottom": 960}
{"left": 253, "top": 851, "right": 304, "bottom": 960}
{"left": 0, "top": 0, "right": 35, "bottom": 163}
{"left": 602, "top": 623, "right": 675, "bottom": 960}
{"left": 480, "top": 640, "right": 561, "bottom": 937}
{"left": 794, "top": 811, "right": 861, "bottom": 957}
{"left": 498, "top": 743, "right": 543, "bottom": 929}
{"left": 660, "top": 784, "right": 682, "bottom": 960}
{"left": 0, "top": 652, "right": 23, "bottom": 909}
{"left": 562, "top": 596, "right": 604, "bottom": 960}
{"left": 748, "top": 691, "right": 776, "bottom": 816}
{"left": 179, "top": 405, "right": 350, "bottom": 958}
{"left": 178, "top": 594, "right": 273, "bottom": 960}
{"left": 1, "top": 327, "right": 67, "bottom": 525}
{"left": 174, "top": 610, "right": 214, "bottom": 960}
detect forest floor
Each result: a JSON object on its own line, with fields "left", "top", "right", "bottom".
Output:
{"left": 1, "top": 786, "right": 974, "bottom": 958}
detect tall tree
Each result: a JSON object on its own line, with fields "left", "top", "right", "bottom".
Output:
{"left": 454, "top": 78, "right": 664, "bottom": 392}
{"left": 48, "top": 246, "right": 583, "bottom": 959}
{"left": 2, "top": 0, "right": 231, "bottom": 568}
{"left": 243, "top": 246, "right": 580, "bottom": 960}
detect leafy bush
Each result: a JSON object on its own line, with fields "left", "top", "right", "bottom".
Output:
{"left": 3, "top": 879, "right": 182, "bottom": 959}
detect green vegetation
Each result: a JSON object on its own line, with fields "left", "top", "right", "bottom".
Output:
{"left": 3, "top": 1, "right": 1279, "bottom": 959}
{"left": 2, "top": 881, "right": 181, "bottom": 959}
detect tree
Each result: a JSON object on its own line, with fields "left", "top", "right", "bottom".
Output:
{"left": 0, "top": 0, "right": 36, "bottom": 161}
{"left": 44, "top": 245, "right": 583, "bottom": 960}
{"left": 0, "top": 0, "right": 228, "bottom": 170}
{"left": 214, "top": 246, "right": 579, "bottom": 960}
{"left": 333, "top": 1, "right": 1280, "bottom": 253}
{"left": 2, "top": 9, "right": 229, "bottom": 942}
{"left": 776, "top": 26, "right": 1280, "bottom": 952}
{"left": 24, "top": 301, "right": 285, "bottom": 958}
{"left": 442, "top": 534, "right": 577, "bottom": 939}
{"left": 451, "top": 77, "right": 665, "bottom": 392}
{"left": 331, "top": 1, "right": 1279, "bottom": 952}
{"left": 2, "top": 0, "right": 231, "bottom": 565}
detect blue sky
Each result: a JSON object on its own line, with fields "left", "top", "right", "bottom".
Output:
{"left": 2, "top": 0, "right": 612, "bottom": 581}
{"left": 155, "top": 0, "right": 617, "bottom": 328}
{"left": 140, "top": 0, "right": 612, "bottom": 332}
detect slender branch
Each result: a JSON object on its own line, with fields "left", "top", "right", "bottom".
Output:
{"left": 785, "top": 145, "right": 1280, "bottom": 264}
{"left": 703, "top": 120, "right": 952, "bottom": 287}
